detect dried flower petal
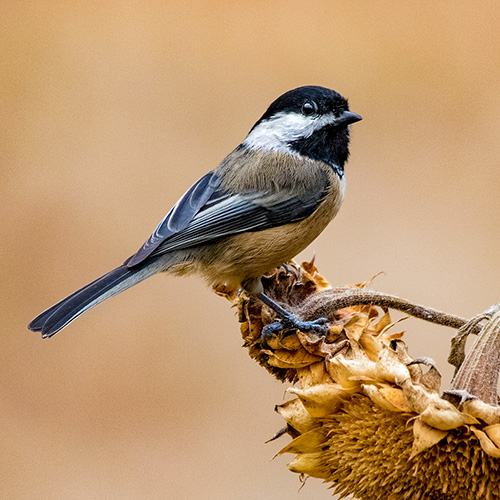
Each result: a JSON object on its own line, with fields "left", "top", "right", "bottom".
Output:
{"left": 265, "top": 333, "right": 302, "bottom": 351}
{"left": 278, "top": 427, "right": 327, "bottom": 455}
{"left": 410, "top": 419, "right": 448, "bottom": 459}
{"left": 375, "top": 344, "right": 411, "bottom": 384}
{"left": 263, "top": 348, "right": 323, "bottom": 369}
{"left": 370, "top": 310, "right": 392, "bottom": 335}
{"left": 344, "top": 313, "right": 370, "bottom": 344}
{"left": 362, "top": 384, "right": 412, "bottom": 413}
{"left": 287, "top": 452, "right": 329, "bottom": 479}
{"left": 484, "top": 423, "right": 500, "bottom": 448}
{"left": 296, "top": 361, "right": 333, "bottom": 388}
{"left": 288, "top": 384, "right": 353, "bottom": 418}
{"left": 275, "top": 398, "right": 316, "bottom": 434}
{"left": 461, "top": 398, "right": 500, "bottom": 425}
{"left": 470, "top": 427, "right": 500, "bottom": 458}
{"left": 300, "top": 258, "right": 332, "bottom": 290}
{"left": 326, "top": 354, "right": 378, "bottom": 389}
{"left": 419, "top": 398, "right": 479, "bottom": 431}
{"left": 358, "top": 332, "right": 381, "bottom": 361}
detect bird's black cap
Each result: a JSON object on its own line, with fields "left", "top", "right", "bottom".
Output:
{"left": 252, "top": 85, "right": 352, "bottom": 128}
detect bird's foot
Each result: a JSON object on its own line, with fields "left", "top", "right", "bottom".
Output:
{"left": 260, "top": 314, "right": 329, "bottom": 345}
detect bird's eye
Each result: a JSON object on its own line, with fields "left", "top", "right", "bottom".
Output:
{"left": 301, "top": 101, "right": 318, "bottom": 116}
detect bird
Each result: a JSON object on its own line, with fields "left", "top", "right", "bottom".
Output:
{"left": 28, "top": 85, "right": 362, "bottom": 339}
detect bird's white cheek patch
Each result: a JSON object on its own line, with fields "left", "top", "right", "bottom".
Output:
{"left": 243, "top": 111, "right": 338, "bottom": 154}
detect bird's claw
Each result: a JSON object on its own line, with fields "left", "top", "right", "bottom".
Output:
{"left": 260, "top": 315, "right": 329, "bottom": 345}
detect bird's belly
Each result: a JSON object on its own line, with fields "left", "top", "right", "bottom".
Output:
{"left": 196, "top": 187, "right": 343, "bottom": 288}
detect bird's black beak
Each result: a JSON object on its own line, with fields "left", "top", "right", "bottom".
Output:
{"left": 336, "top": 110, "right": 362, "bottom": 126}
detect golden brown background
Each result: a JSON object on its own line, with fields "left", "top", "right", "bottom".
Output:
{"left": 2, "top": 1, "right": 499, "bottom": 498}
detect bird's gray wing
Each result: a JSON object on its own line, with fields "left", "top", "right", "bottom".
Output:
{"left": 126, "top": 171, "right": 328, "bottom": 267}
{"left": 126, "top": 171, "right": 221, "bottom": 266}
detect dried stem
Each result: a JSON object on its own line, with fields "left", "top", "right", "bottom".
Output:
{"left": 300, "top": 288, "right": 476, "bottom": 332}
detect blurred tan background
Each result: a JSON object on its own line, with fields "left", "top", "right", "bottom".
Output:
{"left": 1, "top": 1, "right": 499, "bottom": 499}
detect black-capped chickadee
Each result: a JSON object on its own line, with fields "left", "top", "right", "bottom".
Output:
{"left": 28, "top": 86, "right": 362, "bottom": 339}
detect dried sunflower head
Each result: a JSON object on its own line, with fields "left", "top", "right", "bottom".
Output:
{"left": 235, "top": 260, "right": 500, "bottom": 500}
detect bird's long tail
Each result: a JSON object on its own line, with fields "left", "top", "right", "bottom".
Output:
{"left": 28, "top": 262, "right": 160, "bottom": 338}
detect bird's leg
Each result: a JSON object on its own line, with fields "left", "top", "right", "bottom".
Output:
{"left": 241, "top": 278, "right": 329, "bottom": 344}
{"left": 256, "top": 291, "right": 329, "bottom": 344}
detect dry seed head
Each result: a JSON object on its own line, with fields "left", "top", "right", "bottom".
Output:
{"left": 235, "top": 260, "right": 500, "bottom": 499}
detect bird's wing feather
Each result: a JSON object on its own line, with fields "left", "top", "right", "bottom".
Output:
{"left": 127, "top": 171, "right": 328, "bottom": 267}
{"left": 126, "top": 171, "right": 221, "bottom": 266}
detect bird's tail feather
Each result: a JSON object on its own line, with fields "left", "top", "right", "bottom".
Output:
{"left": 28, "top": 262, "right": 160, "bottom": 338}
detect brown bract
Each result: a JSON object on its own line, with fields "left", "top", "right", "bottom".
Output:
{"left": 234, "top": 261, "right": 500, "bottom": 500}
